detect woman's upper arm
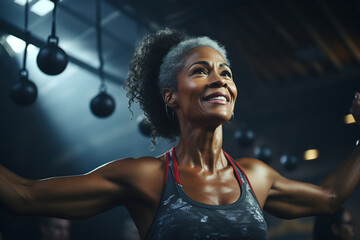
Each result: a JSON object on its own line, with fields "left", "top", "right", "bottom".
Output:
{"left": 264, "top": 174, "right": 334, "bottom": 219}
{"left": 17, "top": 157, "right": 159, "bottom": 218}
{"left": 238, "top": 158, "right": 334, "bottom": 219}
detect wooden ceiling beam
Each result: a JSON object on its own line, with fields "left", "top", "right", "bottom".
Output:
{"left": 312, "top": 62, "right": 324, "bottom": 74}
{"left": 238, "top": 17, "right": 286, "bottom": 81}
{"left": 239, "top": 30, "right": 282, "bottom": 83}
{"left": 240, "top": 11, "right": 300, "bottom": 79}
{"left": 235, "top": 39, "right": 275, "bottom": 84}
{"left": 257, "top": 5, "right": 299, "bottom": 49}
{"left": 317, "top": 0, "right": 360, "bottom": 62}
{"left": 257, "top": 5, "right": 307, "bottom": 77}
{"left": 233, "top": 16, "right": 281, "bottom": 83}
{"left": 286, "top": 1, "right": 342, "bottom": 70}
{"left": 257, "top": 3, "right": 323, "bottom": 75}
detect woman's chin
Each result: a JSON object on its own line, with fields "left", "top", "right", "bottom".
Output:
{"left": 200, "top": 113, "right": 231, "bottom": 126}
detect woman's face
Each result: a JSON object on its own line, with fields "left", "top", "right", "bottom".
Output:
{"left": 173, "top": 46, "right": 237, "bottom": 127}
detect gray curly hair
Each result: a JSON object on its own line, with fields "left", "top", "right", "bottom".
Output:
{"left": 158, "top": 36, "right": 230, "bottom": 93}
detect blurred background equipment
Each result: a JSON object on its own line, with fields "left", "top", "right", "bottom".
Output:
{"left": 9, "top": 0, "right": 37, "bottom": 106}
{"left": 253, "top": 144, "right": 273, "bottom": 164}
{"left": 10, "top": 69, "right": 38, "bottom": 106}
{"left": 137, "top": 115, "right": 152, "bottom": 137}
{"left": 233, "top": 128, "right": 255, "bottom": 148}
{"left": 280, "top": 154, "right": 299, "bottom": 171}
{"left": 40, "top": 218, "right": 71, "bottom": 240}
{"left": 313, "top": 207, "right": 355, "bottom": 240}
{"left": 90, "top": 91, "right": 115, "bottom": 117}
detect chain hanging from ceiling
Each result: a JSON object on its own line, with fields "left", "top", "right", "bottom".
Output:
{"left": 10, "top": 0, "right": 37, "bottom": 106}
{"left": 90, "top": 0, "right": 116, "bottom": 118}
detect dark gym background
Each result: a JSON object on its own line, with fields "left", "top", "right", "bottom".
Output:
{"left": 0, "top": 0, "right": 359, "bottom": 239}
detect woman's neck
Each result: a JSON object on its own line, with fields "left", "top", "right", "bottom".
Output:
{"left": 175, "top": 123, "right": 227, "bottom": 173}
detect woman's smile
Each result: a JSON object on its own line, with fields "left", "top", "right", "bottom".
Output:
{"left": 202, "top": 91, "right": 230, "bottom": 105}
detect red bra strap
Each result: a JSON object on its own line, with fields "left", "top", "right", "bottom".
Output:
{"left": 171, "top": 147, "right": 181, "bottom": 185}
{"left": 164, "top": 151, "right": 170, "bottom": 184}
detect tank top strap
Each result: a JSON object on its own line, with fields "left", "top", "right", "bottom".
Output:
{"left": 167, "top": 147, "right": 247, "bottom": 189}
{"left": 166, "top": 147, "right": 258, "bottom": 205}
{"left": 170, "top": 147, "right": 181, "bottom": 184}
{"left": 164, "top": 151, "right": 170, "bottom": 184}
{"left": 223, "top": 150, "right": 260, "bottom": 206}
{"left": 223, "top": 151, "right": 243, "bottom": 187}
{"left": 161, "top": 149, "right": 181, "bottom": 195}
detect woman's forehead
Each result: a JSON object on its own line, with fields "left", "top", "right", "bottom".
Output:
{"left": 183, "top": 46, "right": 228, "bottom": 67}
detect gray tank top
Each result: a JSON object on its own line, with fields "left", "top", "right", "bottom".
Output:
{"left": 145, "top": 148, "right": 268, "bottom": 239}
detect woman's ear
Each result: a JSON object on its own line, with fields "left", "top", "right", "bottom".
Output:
{"left": 162, "top": 88, "right": 177, "bottom": 108}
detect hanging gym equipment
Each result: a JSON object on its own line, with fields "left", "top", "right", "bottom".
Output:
{"left": 280, "top": 153, "right": 299, "bottom": 171}
{"left": 36, "top": 0, "right": 68, "bottom": 75}
{"left": 253, "top": 144, "right": 272, "bottom": 164}
{"left": 233, "top": 128, "right": 255, "bottom": 148}
{"left": 90, "top": 0, "right": 115, "bottom": 118}
{"left": 10, "top": 0, "right": 37, "bottom": 106}
{"left": 137, "top": 115, "right": 152, "bottom": 137}
{"left": 279, "top": 129, "right": 299, "bottom": 171}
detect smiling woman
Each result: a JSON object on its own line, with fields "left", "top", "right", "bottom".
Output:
{"left": 0, "top": 29, "right": 360, "bottom": 240}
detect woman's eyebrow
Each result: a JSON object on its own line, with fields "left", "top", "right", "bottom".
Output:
{"left": 188, "top": 61, "right": 230, "bottom": 69}
{"left": 188, "top": 61, "right": 210, "bottom": 69}
{"left": 219, "top": 63, "right": 230, "bottom": 69}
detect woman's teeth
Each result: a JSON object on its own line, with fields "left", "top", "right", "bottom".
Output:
{"left": 207, "top": 96, "right": 227, "bottom": 101}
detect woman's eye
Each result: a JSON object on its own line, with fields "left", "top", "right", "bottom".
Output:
{"left": 221, "top": 70, "right": 232, "bottom": 78}
{"left": 192, "top": 68, "right": 207, "bottom": 75}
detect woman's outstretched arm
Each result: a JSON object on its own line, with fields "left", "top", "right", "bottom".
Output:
{"left": 0, "top": 157, "right": 161, "bottom": 219}
{"left": 243, "top": 93, "right": 360, "bottom": 219}
{"left": 263, "top": 144, "right": 360, "bottom": 218}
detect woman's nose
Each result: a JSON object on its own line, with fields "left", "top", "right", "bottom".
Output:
{"left": 208, "top": 73, "right": 227, "bottom": 88}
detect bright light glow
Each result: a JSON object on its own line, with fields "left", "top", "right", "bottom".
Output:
{"left": 27, "top": 44, "right": 39, "bottom": 53}
{"left": 30, "top": 0, "right": 54, "bottom": 16}
{"left": 344, "top": 114, "right": 355, "bottom": 124}
{"left": 5, "top": 35, "right": 38, "bottom": 54}
{"left": 304, "top": 149, "right": 319, "bottom": 160}
{"left": 14, "top": 0, "right": 34, "bottom": 6}
{"left": 6, "top": 35, "right": 25, "bottom": 53}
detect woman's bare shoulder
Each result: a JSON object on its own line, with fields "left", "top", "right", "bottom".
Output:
{"left": 236, "top": 157, "right": 271, "bottom": 171}
{"left": 90, "top": 154, "right": 167, "bottom": 185}
{"left": 235, "top": 157, "right": 279, "bottom": 185}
